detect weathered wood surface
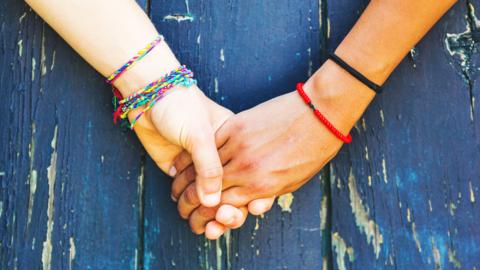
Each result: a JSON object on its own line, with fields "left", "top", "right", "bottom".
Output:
{"left": 143, "top": 1, "right": 327, "bottom": 269}
{"left": 1, "top": 0, "right": 479, "bottom": 269}
{"left": 329, "top": 0, "right": 480, "bottom": 269}
{"left": 0, "top": 2, "right": 145, "bottom": 269}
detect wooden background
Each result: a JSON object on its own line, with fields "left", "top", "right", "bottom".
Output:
{"left": 1, "top": 0, "right": 479, "bottom": 269}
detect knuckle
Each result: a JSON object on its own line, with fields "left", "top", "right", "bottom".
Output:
{"left": 234, "top": 120, "right": 246, "bottom": 132}
{"left": 197, "top": 206, "right": 216, "bottom": 219}
{"left": 238, "top": 156, "right": 260, "bottom": 171}
{"left": 183, "top": 185, "right": 199, "bottom": 205}
{"left": 184, "top": 167, "right": 196, "bottom": 182}
{"left": 197, "top": 166, "right": 223, "bottom": 180}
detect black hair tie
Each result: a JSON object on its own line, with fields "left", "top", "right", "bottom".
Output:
{"left": 328, "top": 52, "right": 382, "bottom": 94}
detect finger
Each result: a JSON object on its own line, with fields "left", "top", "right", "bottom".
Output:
{"left": 189, "top": 205, "right": 218, "bottom": 235}
{"left": 205, "top": 221, "right": 227, "bottom": 240}
{"left": 173, "top": 150, "right": 193, "bottom": 174}
{"left": 248, "top": 197, "right": 276, "bottom": 216}
{"left": 214, "top": 114, "right": 233, "bottom": 148}
{"left": 177, "top": 183, "right": 201, "bottom": 219}
{"left": 215, "top": 205, "right": 248, "bottom": 229}
{"left": 219, "top": 187, "right": 256, "bottom": 207}
{"left": 191, "top": 134, "right": 223, "bottom": 207}
{"left": 217, "top": 139, "right": 237, "bottom": 165}
{"left": 171, "top": 165, "right": 195, "bottom": 201}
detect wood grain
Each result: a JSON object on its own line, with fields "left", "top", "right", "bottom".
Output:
{"left": 1, "top": 0, "right": 478, "bottom": 269}
{"left": 328, "top": 1, "right": 480, "bottom": 269}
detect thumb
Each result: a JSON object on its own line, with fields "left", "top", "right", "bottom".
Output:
{"left": 190, "top": 133, "right": 223, "bottom": 207}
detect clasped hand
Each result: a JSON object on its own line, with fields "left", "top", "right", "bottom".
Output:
{"left": 131, "top": 64, "right": 367, "bottom": 239}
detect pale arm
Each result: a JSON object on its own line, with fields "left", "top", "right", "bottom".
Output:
{"left": 25, "top": 0, "right": 230, "bottom": 207}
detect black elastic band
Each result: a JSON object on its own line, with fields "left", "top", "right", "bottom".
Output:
{"left": 328, "top": 53, "right": 382, "bottom": 93}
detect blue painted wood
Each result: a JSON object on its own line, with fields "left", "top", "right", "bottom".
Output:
{"left": 142, "top": 0, "right": 329, "bottom": 269}
{"left": 3, "top": 0, "right": 478, "bottom": 269}
{"left": 328, "top": 0, "right": 480, "bottom": 269}
{"left": 0, "top": 1, "right": 145, "bottom": 269}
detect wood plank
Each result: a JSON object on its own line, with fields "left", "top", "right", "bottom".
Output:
{"left": 328, "top": 1, "right": 480, "bottom": 269}
{"left": 143, "top": 0, "right": 328, "bottom": 269}
{"left": 0, "top": 1, "right": 144, "bottom": 269}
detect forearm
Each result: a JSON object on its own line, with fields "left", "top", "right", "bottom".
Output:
{"left": 25, "top": 0, "right": 179, "bottom": 96}
{"left": 305, "top": 0, "right": 457, "bottom": 132}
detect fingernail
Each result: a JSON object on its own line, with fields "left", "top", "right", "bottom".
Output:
{"left": 203, "top": 181, "right": 221, "bottom": 194}
{"left": 202, "top": 192, "right": 220, "bottom": 207}
{"left": 168, "top": 166, "right": 177, "bottom": 177}
{"left": 171, "top": 194, "right": 178, "bottom": 202}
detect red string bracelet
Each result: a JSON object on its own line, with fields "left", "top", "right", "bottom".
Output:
{"left": 296, "top": 82, "right": 352, "bottom": 144}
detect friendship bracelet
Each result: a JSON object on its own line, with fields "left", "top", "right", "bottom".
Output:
{"left": 106, "top": 35, "right": 164, "bottom": 85}
{"left": 296, "top": 83, "right": 352, "bottom": 144}
{"left": 328, "top": 52, "right": 382, "bottom": 94}
{"left": 113, "top": 65, "right": 196, "bottom": 129}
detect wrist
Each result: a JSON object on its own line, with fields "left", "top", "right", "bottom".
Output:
{"left": 303, "top": 60, "right": 376, "bottom": 134}
{"left": 114, "top": 41, "right": 181, "bottom": 96}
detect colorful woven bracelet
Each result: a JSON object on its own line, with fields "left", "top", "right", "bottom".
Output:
{"left": 113, "top": 65, "right": 196, "bottom": 129}
{"left": 296, "top": 82, "right": 352, "bottom": 143}
{"left": 106, "top": 35, "right": 164, "bottom": 85}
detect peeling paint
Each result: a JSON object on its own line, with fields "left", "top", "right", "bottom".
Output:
{"left": 449, "top": 202, "right": 456, "bottom": 216}
{"left": 0, "top": 201, "right": 3, "bottom": 218}
{"left": 431, "top": 238, "right": 442, "bottom": 270}
{"left": 69, "top": 237, "right": 76, "bottom": 270}
{"left": 469, "top": 181, "right": 476, "bottom": 202}
{"left": 19, "top": 12, "right": 27, "bottom": 23}
{"left": 32, "top": 57, "right": 36, "bottom": 81}
{"left": 406, "top": 208, "right": 411, "bottom": 223}
{"left": 381, "top": 158, "right": 388, "bottom": 183}
{"left": 224, "top": 229, "right": 232, "bottom": 270}
{"left": 42, "top": 126, "right": 58, "bottom": 270}
{"left": 254, "top": 217, "right": 260, "bottom": 231}
{"left": 17, "top": 39, "right": 23, "bottom": 57}
{"left": 220, "top": 49, "right": 225, "bottom": 63}
{"left": 448, "top": 248, "right": 462, "bottom": 269}
{"left": 332, "top": 232, "right": 353, "bottom": 270}
{"left": 320, "top": 196, "right": 327, "bottom": 230}
{"left": 27, "top": 123, "right": 37, "bottom": 228}
{"left": 364, "top": 146, "right": 369, "bottom": 161}
{"left": 27, "top": 169, "right": 37, "bottom": 227}
{"left": 185, "top": 0, "right": 190, "bottom": 13}
{"left": 444, "top": 2, "right": 480, "bottom": 121}
{"left": 326, "top": 18, "right": 330, "bottom": 39}
{"left": 277, "top": 193, "right": 294, "bottom": 213}
{"left": 214, "top": 78, "right": 219, "bottom": 93}
{"left": 347, "top": 170, "right": 383, "bottom": 258}
{"left": 409, "top": 47, "right": 419, "bottom": 68}
{"left": 379, "top": 109, "right": 385, "bottom": 126}
{"left": 411, "top": 222, "right": 422, "bottom": 252}
{"left": 322, "top": 259, "right": 328, "bottom": 270}
{"left": 215, "top": 239, "right": 222, "bottom": 270}
{"left": 197, "top": 34, "right": 201, "bottom": 44}
{"left": 41, "top": 29, "right": 47, "bottom": 76}
{"left": 163, "top": 13, "right": 194, "bottom": 22}
{"left": 50, "top": 50, "right": 56, "bottom": 71}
